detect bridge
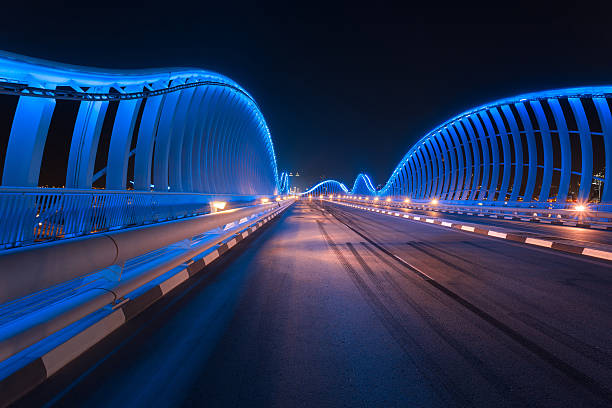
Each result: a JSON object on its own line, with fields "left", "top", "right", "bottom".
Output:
{"left": 0, "top": 52, "right": 611, "bottom": 407}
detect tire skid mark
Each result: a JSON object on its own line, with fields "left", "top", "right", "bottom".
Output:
{"left": 349, "top": 242, "right": 519, "bottom": 406}
{"left": 322, "top": 202, "right": 612, "bottom": 404}
{"left": 314, "top": 219, "right": 467, "bottom": 408}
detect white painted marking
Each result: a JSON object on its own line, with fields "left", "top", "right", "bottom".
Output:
{"left": 394, "top": 212, "right": 400, "bottom": 216}
{"left": 426, "top": 218, "right": 434, "bottom": 223}
{"left": 441, "top": 221, "right": 453, "bottom": 227}
{"left": 467, "top": 212, "right": 473, "bottom": 215}
{"left": 160, "top": 268, "right": 189, "bottom": 295}
{"left": 477, "top": 214, "right": 485, "bottom": 217}
{"left": 504, "top": 216, "right": 513, "bottom": 220}
{"left": 461, "top": 225, "right": 475, "bottom": 232}
{"left": 414, "top": 216, "right": 421, "bottom": 220}
{"left": 520, "top": 218, "right": 530, "bottom": 221}
{"left": 487, "top": 231, "right": 507, "bottom": 239}
{"left": 204, "top": 250, "right": 220, "bottom": 264}
{"left": 525, "top": 238, "right": 553, "bottom": 248}
{"left": 582, "top": 248, "right": 612, "bottom": 261}
{"left": 403, "top": 214, "right": 410, "bottom": 218}
{"left": 42, "top": 309, "right": 126, "bottom": 377}
{"left": 242, "top": 230, "right": 249, "bottom": 238}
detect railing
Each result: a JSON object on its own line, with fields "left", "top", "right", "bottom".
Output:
{"left": 0, "top": 188, "right": 267, "bottom": 249}
{"left": 324, "top": 196, "right": 612, "bottom": 224}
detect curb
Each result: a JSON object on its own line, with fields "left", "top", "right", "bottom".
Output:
{"left": 332, "top": 201, "right": 612, "bottom": 262}
{"left": 0, "top": 205, "right": 290, "bottom": 407}
{"left": 342, "top": 200, "right": 612, "bottom": 231}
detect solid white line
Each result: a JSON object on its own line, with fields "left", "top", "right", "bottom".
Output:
{"left": 461, "top": 225, "right": 475, "bottom": 232}
{"left": 487, "top": 231, "right": 507, "bottom": 239}
{"left": 525, "top": 238, "right": 553, "bottom": 248}
{"left": 581, "top": 248, "right": 612, "bottom": 261}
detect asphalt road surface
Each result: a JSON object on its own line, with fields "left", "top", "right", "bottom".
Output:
{"left": 360, "top": 201, "right": 612, "bottom": 245}
{"left": 16, "top": 200, "right": 612, "bottom": 407}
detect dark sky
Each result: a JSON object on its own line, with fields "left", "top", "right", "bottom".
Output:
{"left": 2, "top": 1, "right": 612, "bottom": 190}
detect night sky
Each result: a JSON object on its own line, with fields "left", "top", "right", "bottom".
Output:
{"left": 2, "top": 2, "right": 612, "bottom": 190}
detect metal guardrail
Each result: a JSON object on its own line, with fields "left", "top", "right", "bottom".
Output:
{"left": 0, "top": 199, "right": 295, "bottom": 366}
{"left": 324, "top": 196, "right": 612, "bottom": 223}
{"left": 0, "top": 200, "right": 289, "bottom": 306}
{"left": 0, "top": 188, "right": 268, "bottom": 249}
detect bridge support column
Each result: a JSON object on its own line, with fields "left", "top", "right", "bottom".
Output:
{"left": 2, "top": 95, "right": 55, "bottom": 187}
{"left": 490, "top": 109, "right": 511, "bottom": 201}
{"left": 593, "top": 98, "right": 612, "bottom": 202}
{"left": 548, "top": 99, "right": 571, "bottom": 202}
{"left": 133, "top": 92, "right": 165, "bottom": 191}
{"left": 106, "top": 87, "right": 143, "bottom": 190}
{"left": 530, "top": 101, "right": 553, "bottom": 202}
{"left": 66, "top": 91, "right": 109, "bottom": 188}
{"left": 568, "top": 98, "right": 593, "bottom": 202}
{"left": 515, "top": 103, "right": 538, "bottom": 202}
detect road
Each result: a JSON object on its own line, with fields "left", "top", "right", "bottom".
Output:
{"left": 358, "top": 201, "right": 612, "bottom": 246}
{"left": 16, "top": 200, "right": 612, "bottom": 407}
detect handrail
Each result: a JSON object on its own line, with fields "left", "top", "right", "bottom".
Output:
{"left": 0, "top": 199, "right": 294, "bottom": 365}
{"left": 329, "top": 197, "right": 612, "bottom": 223}
{"left": 0, "top": 201, "right": 284, "bottom": 305}
{"left": 0, "top": 188, "right": 273, "bottom": 249}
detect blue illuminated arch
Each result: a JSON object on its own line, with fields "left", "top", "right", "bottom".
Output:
{"left": 350, "top": 173, "right": 377, "bottom": 196}
{"left": 301, "top": 180, "right": 349, "bottom": 196}
{"left": 0, "top": 50, "right": 279, "bottom": 195}
{"left": 374, "top": 87, "right": 612, "bottom": 205}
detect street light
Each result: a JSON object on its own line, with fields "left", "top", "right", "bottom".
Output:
{"left": 211, "top": 201, "right": 227, "bottom": 211}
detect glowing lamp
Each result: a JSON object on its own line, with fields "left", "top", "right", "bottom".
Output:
{"left": 575, "top": 205, "right": 586, "bottom": 211}
{"left": 212, "top": 201, "right": 227, "bottom": 210}
{"left": 261, "top": 198, "right": 270, "bottom": 203}
{"left": 431, "top": 198, "right": 439, "bottom": 205}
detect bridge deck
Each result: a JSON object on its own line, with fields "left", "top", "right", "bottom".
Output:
{"left": 15, "top": 201, "right": 612, "bottom": 407}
